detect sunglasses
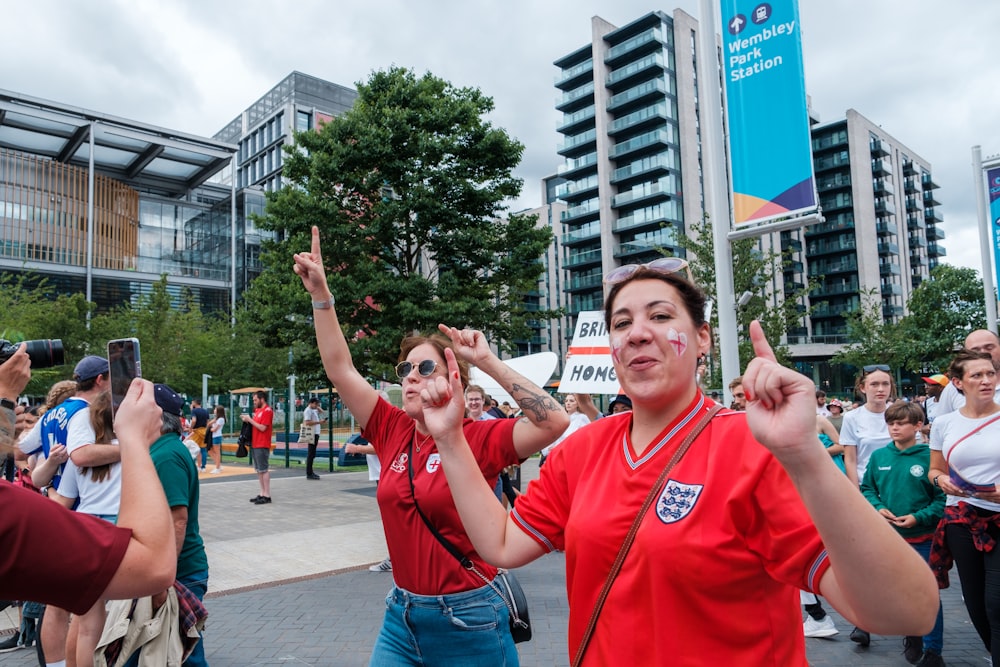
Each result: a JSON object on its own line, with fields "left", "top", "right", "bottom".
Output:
{"left": 603, "top": 257, "right": 691, "bottom": 285}
{"left": 395, "top": 359, "right": 438, "bottom": 379}
{"left": 862, "top": 364, "right": 891, "bottom": 373}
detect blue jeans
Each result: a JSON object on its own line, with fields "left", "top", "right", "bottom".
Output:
{"left": 369, "top": 582, "right": 518, "bottom": 666}
{"left": 911, "top": 540, "right": 944, "bottom": 654}
{"left": 122, "top": 570, "right": 209, "bottom": 667}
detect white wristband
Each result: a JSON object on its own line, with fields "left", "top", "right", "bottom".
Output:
{"left": 312, "top": 298, "right": 335, "bottom": 309}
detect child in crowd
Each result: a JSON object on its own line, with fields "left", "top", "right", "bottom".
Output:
{"left": 860, "top": 402, "right": 946, "bottom": 667}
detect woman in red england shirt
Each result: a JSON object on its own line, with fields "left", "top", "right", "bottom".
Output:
{"left": 293, "top": 227, "right": 568, "bottom": 666}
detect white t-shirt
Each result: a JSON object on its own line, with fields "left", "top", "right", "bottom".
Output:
{"left": 55, "top": 453, "right": 123, "bottom": 516}
{"left": 210, "top": 416, "right": 226, "bottom": 438}
{"left": 930, "top": 410, "right": 1000, "bottom": 511}
{"left": 304, "top": 406, "right": 322, "bottom": 436}
{"left": 366, "top": 454, "right": 382, "bottom": 482}
{"left": 936, "top": 381, "right": 1000, "bottom": 417}
{"left": 542, "top": 412, "right": 591, "bottom": 456}
{"left": 839, "top": 404, "right": 891, "bottom": 483}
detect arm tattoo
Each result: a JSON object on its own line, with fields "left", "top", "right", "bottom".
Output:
{"left": 511, "top": 383, "right": 560, "bottom": 422}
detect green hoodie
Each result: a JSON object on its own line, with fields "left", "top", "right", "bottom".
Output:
{"left": 860, "top": 441, "right": 946, "bottom": 540}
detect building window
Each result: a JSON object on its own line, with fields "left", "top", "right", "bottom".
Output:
{"left": 296, "top": 110, "right": 312, "bottom": 132}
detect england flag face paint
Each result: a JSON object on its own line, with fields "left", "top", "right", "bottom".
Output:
{"left": 665, "top": 328, "right": 688, "bottom": 357}
{"left": 610, "top": 335, "right": 623, "bottom": 363}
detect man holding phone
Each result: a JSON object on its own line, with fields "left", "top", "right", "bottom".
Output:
{"left": 242, "top": 391, "right": 274, "bottom": 505}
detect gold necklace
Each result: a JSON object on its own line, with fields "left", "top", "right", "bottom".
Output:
{"left": 414, "top": 430, "right": 433, "bottom": 453}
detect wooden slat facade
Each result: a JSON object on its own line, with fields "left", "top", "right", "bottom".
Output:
{"left": 0, "top": 147, "right": 139, "bottom": 270}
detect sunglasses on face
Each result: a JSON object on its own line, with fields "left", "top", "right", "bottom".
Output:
{"left": 862, "top": 364, "right": 891, "bottom": 374}
{"left": 395, "top": 360, "right": 438, "bottom": 379}
{"left": 603, "top": 257, "right": 691, "bottom": 285}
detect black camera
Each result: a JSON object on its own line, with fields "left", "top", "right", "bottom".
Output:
{"left": 0, "top": 339, "right": 65, "bottom": 369}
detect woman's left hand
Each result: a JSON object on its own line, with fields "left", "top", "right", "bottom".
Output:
{"left": 438, "top": 325, "right": 493, "bottom": 367}
{"left": 741, "top": 321, "right": 818, "bottom": 463}
{"left": 420, "top": 348, "right": 468, "bottom": 446}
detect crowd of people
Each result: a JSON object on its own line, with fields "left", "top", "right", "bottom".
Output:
{"left": 2, "top": 227, "right": 997, "bottom": 666}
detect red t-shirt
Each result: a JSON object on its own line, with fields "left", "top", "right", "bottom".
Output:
{"left": 251, "top": 405, "right": 273, "bottom": 449}
{"left": 363, "top": 397, "right": 518, "bottom": 595}
{"left": 1, "top": 483, "right": 131, "bottom": 615}
{"left": 511, "top": 394, "right": 831, "bottom": 666}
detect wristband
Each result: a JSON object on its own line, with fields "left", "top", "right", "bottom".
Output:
{"left": 312, "top": 298, "right": 335, "bottom": 310}
{"left": 933, "top": 474, "right": 941, "bottom": 488}
{"left": 0, "top": 397, "right": 15, "bottom": 410}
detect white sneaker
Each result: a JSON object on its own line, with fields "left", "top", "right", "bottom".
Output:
{"left": 368, "top": 558, "right": 392, "bottom": 572}
{"left": 803, "top": 615, "right": 838, "bottom": 638}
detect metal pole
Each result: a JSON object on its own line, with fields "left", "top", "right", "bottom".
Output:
{"left": 202, "top": 374, "right": 211, "bottom": 408}
{"left": 698, "top": 0, "right": 741, "bottom": 403}
{"left": 973, "top": 146, "right": 999, "bottom": 332}
{"left": 85, "top": 123, "right": 95, "bottom": 327}
{"left": 230, "top": 154, "right": 237, "bottom": 328}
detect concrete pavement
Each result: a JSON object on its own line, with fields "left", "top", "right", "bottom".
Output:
{"left": 2, "top": 456, "right": 992, "bottom": 665}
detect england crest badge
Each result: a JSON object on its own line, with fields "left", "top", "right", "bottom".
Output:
{"left": 656, "top": 479, "right": 704, "bottom": 524}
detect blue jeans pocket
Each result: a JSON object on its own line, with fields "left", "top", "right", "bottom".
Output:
{"left": 444, "top": 599, "right": 501, "bottom": 632}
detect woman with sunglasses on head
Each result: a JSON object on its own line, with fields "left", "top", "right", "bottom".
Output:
{"left": 293, "top": 227, "right": 568, "bottom": 666}
{"left": 421, "top": 257, "right": 937, "bottom": 666}
{"left": 841, "top": 364, "right": 895, "bottom": 489}
{"left": 928, "top": 348, "right": 1000, "bottom": 664}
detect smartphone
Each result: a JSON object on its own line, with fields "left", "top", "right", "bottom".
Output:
{"left": 108, "top": 338, "right": 141, "bottom": 417}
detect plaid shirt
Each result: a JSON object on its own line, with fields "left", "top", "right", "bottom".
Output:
{"left": 929, "top": 502, "right": 1000, "bottom": 589}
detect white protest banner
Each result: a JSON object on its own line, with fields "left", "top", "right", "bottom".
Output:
{"left": 558, "top": 311, "right": 621, "bottom": 394}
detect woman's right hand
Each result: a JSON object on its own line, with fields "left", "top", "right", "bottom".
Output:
{"left": 292, "top": 226, "right": 331, "bottom": 297}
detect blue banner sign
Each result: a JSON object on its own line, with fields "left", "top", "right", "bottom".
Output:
{"left": 720, "top": 0, "right": 816, "bottom": 226}
{"left": 988, "top": 167, "right": 1000, "bottom": 292}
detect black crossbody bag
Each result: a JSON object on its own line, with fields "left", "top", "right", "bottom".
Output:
{"left": 407, "top": 438, "right": 532, "bottom": 643}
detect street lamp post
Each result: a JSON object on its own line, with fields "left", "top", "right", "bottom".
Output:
{"left": 202, "top": 374, "right": 211, "bottom": 407}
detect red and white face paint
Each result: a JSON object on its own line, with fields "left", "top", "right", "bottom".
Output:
{"left": 665, "top": 327, "right": 687, "bottom": 357}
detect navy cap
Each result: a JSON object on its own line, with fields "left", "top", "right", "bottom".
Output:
{"left": 73, "top": 355, "right": 109, "bottom": 382}
{"left": 154, "top": 383, "right": 184, "bottom": 416}
{"left": 608, "top": 395, "right": 632, "bottom": 411}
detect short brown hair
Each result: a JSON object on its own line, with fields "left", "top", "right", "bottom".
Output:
{"left": 398, "top": 333, "right": 470, "bottom": 388}
{"left": 949, "top": 348, "right": 999, "bottom": 386}
{"left": 884, "top": 402, "right": 924, "bottom": 426}
{"left": 728, "top": 376, "right": 743, "bottom": 392}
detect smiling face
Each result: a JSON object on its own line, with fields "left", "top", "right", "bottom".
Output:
{"left": 465, "top": 389, "right": 486, "bottom": 418}
{"left": 606, "top": 279, "right": 711, "bottom": 412}
{"left": 399, "top": 343, "right": 447, "bottom": 420}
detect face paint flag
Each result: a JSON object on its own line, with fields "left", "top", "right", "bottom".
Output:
{"left": 721, "top": 0, "right": 817, "bottom": 226}
{"left": 558, "top": 311, "right": 621, "bottom": 394}
{"left": 988, "top": 167, "right": 1000, "bottom": 292}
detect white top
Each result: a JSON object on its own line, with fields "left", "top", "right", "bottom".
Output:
{"left": 839, "top": 404, "right": 891, "bottom": 482}
{"left": 936, "top": 381, "right": 1000, "bottom": 417}
{"left": 304, "top": 406, "right": 322, "bottom": 435}
{"left": 365, "top": 454, "right": 381, "bottom": 482}
{"left": 56, "top": 455, "right": 123, "bottom": 516}
{"left": 816, "top": 406, "right": 831, "bottom": 417}
{"left": 210, "top": 416, "right": 226, "bottom": 437}
{"left": 930, "top": 409, "right": 1000, "bottom": 511}
{"left": 543, "top": 412, "right": 591, "bottom": 456}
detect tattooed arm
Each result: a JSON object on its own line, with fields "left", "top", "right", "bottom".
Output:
{"left": 439, "top": 325, "right": 569, "bottom": 458}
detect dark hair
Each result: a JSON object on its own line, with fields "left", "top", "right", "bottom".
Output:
{"left": 398, "top": 333, "right": 470, "bottom": 388}
{"left": 82, "top": 391, "right": 115, "bottom": 483}
{"left": 884, "top": 402, "right": 924, "bottom": 426}
{"left": 948, "top": 348, "right": 999, "bottom": 390}
{"left": 214, "top": 405, "right": 225, "bottom": 418}
{"left": 816, "top": 390, "right": 826, "bottom": 399}
{"left": 603, "top": 268, "right": 707, "bottom": 332}
{"left": 254, "top": 390, "right": 268, "bottom": 404}
{"left": 76, "top": 371, "right": 108, "bottom": 393}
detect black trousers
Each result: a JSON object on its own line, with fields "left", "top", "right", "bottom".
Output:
{"left": 306, "top": 434, "right": 319, "bottom": 475}
{"left": 946, "top": 510, "right": 1000, "bottom": 662}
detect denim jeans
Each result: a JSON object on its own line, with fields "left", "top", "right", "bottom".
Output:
{"left": 911, "top": 540, "right": 944, "bottom": 654}
{"left": 369, "top": 582, "right": 519, "bottom": 666}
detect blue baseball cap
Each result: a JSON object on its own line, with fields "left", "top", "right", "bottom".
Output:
{"left": 73, "top": 355, "right": 109, "bottom": 382}
{"left": 154, "top": 383, "right": 184, "bottom": 416}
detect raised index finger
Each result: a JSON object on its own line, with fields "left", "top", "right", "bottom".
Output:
{"left": 311, "top": 225, "right": 321, "bottom": 256}
{"left": 749, "top": 320, "right": 777, "bottom": 364}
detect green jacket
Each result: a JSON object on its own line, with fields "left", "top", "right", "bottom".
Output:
{"left": 860, "top": 442, "right": 945, "bottom": 539}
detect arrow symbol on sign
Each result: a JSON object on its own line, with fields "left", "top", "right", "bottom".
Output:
{"left": 729, "top": 15, "right": 744, "bottom": 33}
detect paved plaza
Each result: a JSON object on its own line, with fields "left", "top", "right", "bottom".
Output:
{"left": 2, "top": 456, "right": 992, "bottom": 665}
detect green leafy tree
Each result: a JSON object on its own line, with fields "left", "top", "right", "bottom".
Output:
{"left": 895, "top": 264, "right": 989, "bottom": 372}
{"left": 246, "top": 67, "right": 557, "bottom": 380}
{"left": 829, "top": 288, "right": 903, "bottom": 370}
{"left": 678, "top": 216, "right": 814, "bottom": 383}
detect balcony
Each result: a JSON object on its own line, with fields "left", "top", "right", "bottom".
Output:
{"left": 560, "top": 199, "right": 600, "bottom": 223}
{"left": 612, "top": 175, "right": 679, "bottom": 208}
{"left": 928, "top": 242, "right": 947, "bottom": 257}
{"left": 611, "top": 153, "right": 675, "bottom": 185}
{"left": 880, "top": 263, "right": 901, "bottom": 276}
{"left": 808, "top": 259, "right": 858, "bottom": 277}
{"left": 923, "top": 190, "right": 941, "bottom": 207}
{"left": 872, "top": 158, "right": 891, "bottom": 176}
{"left": 607, "top": 79, "right": 669, "bottom": 114}
{"left": 909, "top": 235, "right": 927, "bottom": 248}
{"left": 922, "top": 172, "right": 940, "bottom": 190}
{"left": 555, "top": 58, "right": 594, "bottom": 90}
{"left": 873, "top": 180, "right": 894, "bottom": 197}
{"left": 814, "top": 150, "right": 850, "bottom": 172}
{"left": 606, "top": 51, "right": 667, "bottom": 91}
{"left": 812, "top": 132, "right": 848, "bottom": 153}
{"left": 554, "top": 174, "right": 599, "bottom": 202}
{"left": 566, "top": 272, "right": 603, "bottom": 292}
{"left": 613, "top": 203, "right": 680, "bottom": 233}
{"left": 816, "top": 174, "right": 852, "bottom": 192}
{"left": 784, "top": 280, "right": 805, "bottom": 295}
{"left": 877, "top": 241, "right": 899, "bottom": 255}
{"left": 870, "top": 138, "right": 890, "bottom": 157}
{"left": 561, "top": 221, "right": 601, "bottom": 245}
{"left": 874, "top": 200, "right": 896, "bottom": 217}
{"left": 905, "top": 196, "right": 922, "bottom": 213}
{"left": 925, "top": 207, "right": 944, "bottom": 223}
{"left": 883, "top": 305, "right": 904, "bottom": 318}
{"left": 605, "top": 27, "right": 667, "bottom": 66}
{"left": 820, "top": 194, "right": 853, "bottom": 212}
{"left": 807, "top": 237, "right": 856, "bottom": 256}
{"left": 812, "top": 302, "right": 859, "bottom": 318}
{"left": 927, "top": 225, "right": 946, "bottom": 241}
{"left": 812, "top": 279, "right": 859, "bottom": 297}
{"left": 910, "top": 253, "right": 927, "bottom": 267}
{"left": 608, "top": 102, "right": 674, "bottom": 137}
{"left": 876, "top": 221, "right": 897, "bottom": 236}
{"left": 557, "top": 105, "right": 596, "bottom": 134}
{"left": 805, "top": 216, "right": 855, "bottom": 237}
{"left": 903, "top": 160, "right": 918, "bottom": 176}
{"left": 556, "top": 82, "right": 595, "bottom": 113}
{"left": 907, "top": 214, "right": 925, "bottom": 231}
{"left": 557, "top": 152, "right": 598, "bottom": 178}
{"left": 557, "top": 128, "right": 598, "bottom": 157}
{"left": 610, "top": 129, "right": 672, "bottom": 160}
{"left": 881, "top": 283, "right": 902, "bottom": 296}
{"left": 563, "top": 247, "right": 603, "bottom": 269}
{"left": 785, "top": 260, "right": 804, "bottom": 273}
{"left": 904, "top": 178, "right": 918, "bottom": 194}
{"left": 781, "top": 238, "right": 803, "bottom": 252}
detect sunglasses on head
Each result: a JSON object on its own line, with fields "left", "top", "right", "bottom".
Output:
{"left": 862, "top": 364, "right": 891, "bottom": 374}
{"left": 395, "top": 359, "right": 438, "bottom": 379}
{"left": 603, "top": 257, "right": 691, "bottom": 286}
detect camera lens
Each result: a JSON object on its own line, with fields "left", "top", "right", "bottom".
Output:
{"left": 23, "top": 339, "right": 65, "bottom": 369}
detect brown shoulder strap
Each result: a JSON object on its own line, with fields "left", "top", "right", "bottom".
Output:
{"left": 571, "top": 403, "right": 722, "bottom": 667}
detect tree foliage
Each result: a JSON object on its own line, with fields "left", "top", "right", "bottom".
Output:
{"left": 246, "top": 66, "right": 557, "bottom": 380}
{"left": 678, "top": 216, "right": 814, "bottom": 383}
{"left": 829, "top": 288, "right": 901, "bottom": 370}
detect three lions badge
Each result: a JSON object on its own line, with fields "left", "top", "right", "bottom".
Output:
{"left": 656, "top": 479, "right": 704, "bottom": 523}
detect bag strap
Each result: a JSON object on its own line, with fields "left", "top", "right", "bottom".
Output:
{"left": 944, "top": 412, "right": 1000, "bottom": 464}
{"left": 571, "top": 403, "right": 722, "bottom": 667}
{"left": 407, "top": 434, "right": 475, "bottom": 569}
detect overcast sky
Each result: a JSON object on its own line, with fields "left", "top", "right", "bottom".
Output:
{"left": 4, "top": 0, "right": 998, "bottom": 277}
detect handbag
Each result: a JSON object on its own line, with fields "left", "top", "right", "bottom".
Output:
{"left": 571, "top": 403, "right": 721, "bottom": 667}
{"left": 407, "top": 437, "right": 531, "bottom": 643}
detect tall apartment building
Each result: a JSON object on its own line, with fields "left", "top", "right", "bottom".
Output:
{"left": 553, "top": 10, "right": 704, "bottom": 319}
{"left": 781, "top": 109, "right": 945, "bottom": 391}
